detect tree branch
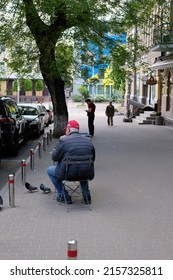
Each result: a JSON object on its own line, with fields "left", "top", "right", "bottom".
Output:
{"left": 23, "top": 0, "right": 50, "bottom": 36}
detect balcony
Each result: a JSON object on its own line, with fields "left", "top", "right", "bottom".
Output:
{"left": 151, "top": 23, "right": 173, "bottom": 52}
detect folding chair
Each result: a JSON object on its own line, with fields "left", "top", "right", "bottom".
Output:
{"left": 59, "top": 155, "right": 94, "bottom": 211}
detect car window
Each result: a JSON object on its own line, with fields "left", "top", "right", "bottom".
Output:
{"left": 20, "top": 106, "right": 38, "bottom": 116}
{"left": 5, "top": 99, "right": 18, "bottom": 118}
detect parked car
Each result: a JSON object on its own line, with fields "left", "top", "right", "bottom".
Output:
{"left": 42, "top": 102, "right": 54, "bottom": 124}
{"left": 0, "top": 96, "right": 28, "bottom": 156}
{"left": 18, "top": 103, "right": 45, "bottom": 138}
{"left": 39, "top": 104, "right": 49, "bottom": 127}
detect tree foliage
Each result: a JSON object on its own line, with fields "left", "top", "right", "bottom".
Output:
{"left": 0, "top": 0, "right": 168, "bottom": 136}
{"left": 0, "top": 0, "right": 121, "bottom": 137}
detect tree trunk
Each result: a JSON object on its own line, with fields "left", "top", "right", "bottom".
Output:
{"left": 39, "top": 49, "right": 68, "bottom": 138}
{"left": 44, "top": 76, "right": 68, "bottom": 138}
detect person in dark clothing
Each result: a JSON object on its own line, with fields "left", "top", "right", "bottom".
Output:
{"left": 105, "top": 101, "right": 115, "bottom": 126}
{"left": 47, "top": 120, "right": 95, "bottom": 204}
{"left": 85, "top": 98, "right": 96, "bottom": 137}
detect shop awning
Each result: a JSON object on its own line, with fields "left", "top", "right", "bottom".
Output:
{"left": 128, "top": 99, "right": 154, "bottom": 111}
{"left": 128, "top": 99, "right": 145, "bottom": 109}
{"left": 150, "top": 59, "right": 173, "bottom": 70}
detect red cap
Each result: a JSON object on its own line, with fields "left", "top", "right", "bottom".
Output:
{"left": 66, "top": 120, "right": 80, "bottom": 129}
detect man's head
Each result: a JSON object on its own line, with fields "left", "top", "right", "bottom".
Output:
{"left": 85, "top": 98, "right": 92, "bottom": 104}
{"left": 65, "top": 120, "right": 80, "bottom": 135}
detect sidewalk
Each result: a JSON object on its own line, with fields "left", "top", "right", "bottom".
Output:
{"left": 0, "top": 102, "right": 173, "bottom": 260}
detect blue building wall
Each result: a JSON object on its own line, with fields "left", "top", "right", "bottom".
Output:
{"left": 73, "top": 33, "right": 126, "bottom": 96}
{"left": 80, "top": 33, "right": 126, "bottom": 80}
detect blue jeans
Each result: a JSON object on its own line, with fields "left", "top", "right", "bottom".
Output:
{"left": 47, "top": 166, "right": 90, "bottom": 198}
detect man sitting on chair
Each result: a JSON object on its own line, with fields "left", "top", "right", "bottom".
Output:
{"left": 47, "top": 120, "right": 95, "bottom": 204}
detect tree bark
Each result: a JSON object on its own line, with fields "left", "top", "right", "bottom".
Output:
{"left": 44, "top": 76, "right": 68, "bottom": 138}
{"left": 38, "top": 49, "right": 68, "bottom": 137}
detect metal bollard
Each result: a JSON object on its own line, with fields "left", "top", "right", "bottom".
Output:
{"left": 38, "top": 141, "right": 42, "bottom": 159}
{"left": 67, "top": 240, "right": 78, "bottom": 260}
{"left": 30, "top": 149, "right": 35, "bottom": 170}
{"left": 47, "top": 132, "right": 50, "bottom": 146}
{"left": 49, "top": 129, "right": 52, "bottom": 142}
{"left": 21, "top": 159, "right": 26, "bottom": 186}
{"left": 8, "top": 174, "right": 15, "bottom": 207}
{"left": 43, "top": 136, "right": 47, "bottom": 152}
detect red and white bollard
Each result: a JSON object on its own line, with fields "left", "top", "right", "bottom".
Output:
{"left": 38, "top": 141, "right": 42, "bottom": 159}
{"left": 67, "top": 240, "right": 77, "bottom": 260}
{"left": 30, "top": 149, "right": 35, "bottom": 170}
{"left": 21, "top": 159, "right": 26, "bottom": 186}
{"left": 8, "top": 174, "right": 15, "bottom": 207}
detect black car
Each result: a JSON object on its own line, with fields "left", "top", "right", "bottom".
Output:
{"left": 0, "top": 96, "right": 28, "bottom": 156}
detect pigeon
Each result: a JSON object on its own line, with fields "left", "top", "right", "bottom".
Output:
{"left": 40, "top": 184, "right": 51, "bottom": 193}
{"left": 25, "top": 182, "right": 38, "bottom": 192}
{"left": 0, "top": 195, "right": 3, "bottom": 210}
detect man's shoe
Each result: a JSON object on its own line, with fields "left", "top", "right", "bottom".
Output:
{"left": 82, "top": 195, "right": 91, "bottom": 204}
{"left": 57, "top": 196, "right": 65, "bottom": 203}
{"left": 65, "top": 196, "right": 72, "bottom": 204}
{"left": 57, "top": 196, "right": 72, "bottom": 204}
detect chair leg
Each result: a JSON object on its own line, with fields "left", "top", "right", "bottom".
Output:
{"left": 57, "top": 181, "right": 91, "bottom": 211}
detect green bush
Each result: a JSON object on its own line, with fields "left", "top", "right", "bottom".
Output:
{"left": 72, "top": 94, "right": 82, "bottom": 102}
{"left": 13, "top": 80, "right": 18, "bottom": 92}
{"left": 156, "top": 111, "right": 162, "bottom": 116}
{"left": 36, "top": 80, "right": 43, "bottom": 91}
{"left": 95, "top": 95, "right": 110, "bottom": 102}
{"left": 24, "top": 79, "right": 32, "bottom": 91}
{"left": 78, "top": 85, "right": 90, "bottom": 104}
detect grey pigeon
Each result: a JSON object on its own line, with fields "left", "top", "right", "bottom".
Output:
{"left": 0, "top": 195, "right": 3, "bottom": 210}
{"left": 25, "top": 182, "right": 38, "bottom": 192}
{"left": 40, "top": 184, "right": 51, "bottom": 193}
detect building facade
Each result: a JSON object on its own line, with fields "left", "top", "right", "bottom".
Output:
{"left": 125, "top": 0, "right": 173, "bottom": 125}
{"left": 73, "top": 33, "right": 126, "bottom": 99}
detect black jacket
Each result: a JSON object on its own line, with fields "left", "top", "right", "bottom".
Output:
{"left": 106, "top": 105, "right": 115, "bottom": 117}
{"left": 52, "top": 132, "right": 95, "bottom": 181}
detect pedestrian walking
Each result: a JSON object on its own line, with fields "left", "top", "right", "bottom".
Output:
{"left": 105, "top": 100, "right": 115, "bottom": 126}
{"left": 85, "top": 98, "right": 96, "bottom": 137}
